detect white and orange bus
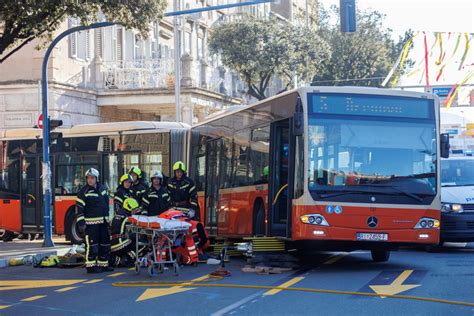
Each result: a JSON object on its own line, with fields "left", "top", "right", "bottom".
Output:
{"left": 0, "top": 121, "right": 189, "bottom": 243}
{"left": 189, "top": 86, "right": 449, "bottom": 262}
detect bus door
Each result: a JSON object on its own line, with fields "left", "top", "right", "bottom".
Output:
{"left": 268, "top": 119, "right": 293, "bottom": 237}
{"left": 204, "top": 138, "right": 221, "bottom": 236}
{"left": 20, "top": 155, "right": 43, "bottom": 232}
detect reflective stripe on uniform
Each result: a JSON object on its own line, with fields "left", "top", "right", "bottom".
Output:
{"left": 77, "top": 215, "right": 85, "bottom": 222}
{"left": 142, "top": 198, "right": 150, "bottom": 204}
{"left": 111, "top": 239, "right": 131, "bottom": 252}
{"left": 97, "top": 260, "right": 108, "bottom": 267}
{"left": 101, "top": 190, "right": 107, "bottom": 196}
{"left": 85, "top": 192, "right": 99, "bottom": 197}
{"left": 85, "top": 217, "right": 105, "bottom": 225}
{"left": 190, "top": 186, "right": 196, "bottom": 192}
{"left": 76, "top": 198, "right": 86, "bottom": 206}
{"left": 114, "top": 196, "right": 124, "bottom": 203}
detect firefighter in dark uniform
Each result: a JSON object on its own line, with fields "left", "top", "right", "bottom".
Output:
{"left": 114, "top": 174, "right": 133, "bottom": 212}
{"left": 76, "top": 168, "right": 113, "bottom": 273}
{"left": 129, "top": 167, "right": 147, "bottom": 204}
{"left": 142, "top": 170, "right": 171, "bottom": 216}
{"left": 167, "top": 161, "right": 200, "bottom": 220}
{"left": 109, "top": 198, "right": 139, "bottom": 267}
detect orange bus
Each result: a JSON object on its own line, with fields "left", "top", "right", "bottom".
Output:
{"left": 189, "top": 86, "right": 449, "bottom": 262}
{"left": 0, "top": 122, "right": 189, "bottom": 243}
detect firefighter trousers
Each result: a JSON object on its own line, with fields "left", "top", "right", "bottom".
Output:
{"left": 85, "top": 223, "right": 111, "bottom": 270}
{"left": 109, "top": 242, "right": 136, "bottom": 267}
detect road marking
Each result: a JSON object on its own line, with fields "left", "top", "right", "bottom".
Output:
{"left": 263, "top": 277, "right": 305, "bottom": 296}
{"left": 83, "top": 279, "right": 103, "bottom": 284}
{"left": 0, "top": 305, "right": 11, "bottom": 310}
{"left": 0, "top": 280, "right": 86, "bottom": 291}
{"left": 128, "top": 267, "right": 135, "bottom": 271}
{"left": 136, "top": 275, "right": 209, "bottom": 302}
{"left": 323, "top": 253, "right": 349, "bottom": 265}
{"left": 21, "top": 295, "right": 46, "bottom": 302}
{"left": 55, "top": 286, "right": 78, "bottom": 292}
{"left": 107, "top": 272, "right": 126, "bottom": 277}
{"left": 370, "top": 270, "right": 421, "bottom": 297}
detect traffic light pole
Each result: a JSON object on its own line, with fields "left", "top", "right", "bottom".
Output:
{"left": 40, "top": 1, "right": 275, "bottom": 247}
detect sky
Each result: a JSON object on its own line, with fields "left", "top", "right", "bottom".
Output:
{"left": 319, "top": 0, "right": 474, "bottom": 34}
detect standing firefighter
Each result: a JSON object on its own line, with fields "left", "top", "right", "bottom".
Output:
{"left": 142, "top": 170, "right": 171, "bottom": 216}
{"left": 167, "top": 161, "right": 200, "bottom": 220}
{"left": 129, "top": 167, "right": 147, "bottom": 204}
{"left": 114, "top": 174, "right": 133, "bottom": 212}
{"left": 76, "top": 168, "right": 113, "bottom": 273}
{"left": 109, "top": 198, "right": 139, "bottom": 267}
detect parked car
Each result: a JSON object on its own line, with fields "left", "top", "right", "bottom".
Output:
{"left": 439, "top": 156, "right": 474, "bottom": 243}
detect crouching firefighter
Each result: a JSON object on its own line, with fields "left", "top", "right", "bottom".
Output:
{"left": 167, "top": 161, "right": 200, "bottom": 220}
{"left": 76, "top": 168, "right": 113, "bottom": 273}
{"left": 109, "top": 198, "right": 140, "bottom": 267}
{"left": 114, "top": 174, "right": 133, "bottom": 212}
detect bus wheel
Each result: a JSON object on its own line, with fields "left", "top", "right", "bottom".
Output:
{"left": 371, "top": 250, "right": 390, "bottom": 262}
{"left": 65, "top": 211, "right": 85, "bottom": 245}
{"left": 253, "top": 201, "right": 265, "bottom": 236}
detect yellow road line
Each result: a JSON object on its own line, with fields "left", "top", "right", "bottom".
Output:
{"left": 323, "top": 253, "right": 349, "bottom": 265}
{"left": 0, "top": 305, "right": 11, "bottom": 310}
{"left": 55, "top": 286, "right": 78, "bottom": 293}
{"left": 21, "top": 295, "right": 46, "bottom": 302}
{"left": 83, "top": 279, "right": 103, "bottom": 284}
{"left": 107, "top": 272, "right": 126, "bottom": 277}
{"left": 264, "top": 277, "right": 305, "bottom": 296}
{"left": 128, "top": 267, "right": 135, "bottom": 271}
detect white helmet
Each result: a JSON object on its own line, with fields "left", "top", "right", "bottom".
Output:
{"left": 85, "top": 168, "right": 100, "bottom": 180}
{"left": 150, "top": 170, "right": 163, "bottom": 180}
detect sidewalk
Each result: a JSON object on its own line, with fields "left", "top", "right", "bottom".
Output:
{"left": 0, "top": 238, "right": 73, "bottom": 268}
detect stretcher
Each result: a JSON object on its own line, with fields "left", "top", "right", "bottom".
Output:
{"left": 127, "top": 215, "right": 191, "bottom": 276}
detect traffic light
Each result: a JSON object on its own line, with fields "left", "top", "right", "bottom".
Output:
{"left": 48, "top": 119, "right": 63, "bottom": 146}
{"left": 340, "top": 0, "right": 356, "bottom": 33}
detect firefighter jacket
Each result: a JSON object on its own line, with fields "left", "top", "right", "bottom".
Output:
{"left": 167, "top": 176, "right": 199, "bottom": 210}
{"left": 142, "top": 186, "right": 171, "bottom": 216}
{"left": 130, "top": 181, "right": 148, "bottom": 204}
{"left": 76, "top": 183, "right": 110, "bottom": 225}
{"left": 113, "top": 186, "right": 132, "bottom": 212}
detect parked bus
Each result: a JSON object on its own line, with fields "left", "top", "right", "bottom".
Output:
{"left": 190, "top": 86, "right": 449, "bottom": 262}
{"left": 0, "top": 121, "right": 189, "bottom": 244}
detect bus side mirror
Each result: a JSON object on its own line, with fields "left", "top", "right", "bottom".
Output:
{"left": 440, "top": 133, "right": 450, "bottom": 158}
{"left": 293, "top": 96, "right": 304, "bottom": 137}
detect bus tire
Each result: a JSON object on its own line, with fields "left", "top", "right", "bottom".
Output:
{"left": 253, "top": 200, "right": 265, "bottom": 236}
{"left": 1, "top": 230, "right": 17, "bottom": 242}
{"left": 65, "top": 208, "right": 85, "bottom": 245}
{"left": 371, "top": 250, "right": 390, "bottom": 262}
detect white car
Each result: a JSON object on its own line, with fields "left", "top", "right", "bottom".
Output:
{"left": 440, "top": 156, "right": 474, "bottom": 242}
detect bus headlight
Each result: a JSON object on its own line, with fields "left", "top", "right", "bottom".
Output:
{"left": 300, "top": 214, "right": 329, "bottom": 226}
{"left": 414, "top": 217, "right": 440, "bottom": 229}
{"left": 441, "top": 203, "right": 464, "bottom": 213}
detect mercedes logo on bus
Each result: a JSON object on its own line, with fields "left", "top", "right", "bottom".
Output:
{"left": 367, "top": 216, "right": 378, "bottom": 228}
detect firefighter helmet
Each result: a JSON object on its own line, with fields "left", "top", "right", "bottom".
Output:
{"left": 128, "top": 166, "right": 142, "bottom": 179}
{"left": 123, "top": 198, "right": 140, "bottom": 212}
{"left": 173, "top": 161, "right": 187, "bottom": 173}
{"left": 150, "top": 170, "right": 163, "bottom": 180}
{"left": 119, "top": 174, "right": 133, "bottom": 185}
{"left": 85, "top": 168, "right": 99, "bottom": 180}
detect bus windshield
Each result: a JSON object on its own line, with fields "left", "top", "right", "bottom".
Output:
{"left": 441, "top": 159, "right": 474, "bottom": 187}
{"left": 307, "top": 93, "right": 437, "bottom": 204}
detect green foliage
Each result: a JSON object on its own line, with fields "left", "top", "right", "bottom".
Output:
{"left": 313, "top": 5, "right": 411, "bottom": 87}
{"left": 209, "top": 16, "right": 331, "bottom": 100}
{"left": 0, "top": 0, "right": 167, "bottom": 63}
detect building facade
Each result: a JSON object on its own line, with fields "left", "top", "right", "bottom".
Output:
{"left": 0, "top": 0, "right": 310, "bottom": 129}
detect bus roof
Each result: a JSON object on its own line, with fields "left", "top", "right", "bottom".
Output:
{"left": 0, "top": 121, "right": 190, "bottom": 140}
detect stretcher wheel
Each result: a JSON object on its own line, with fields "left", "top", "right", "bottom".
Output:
{"left": 157, "top": 263, "right": 164, "bottom": 274}
{"left": 148, "top": 264, "right": 156, "bottom": 277}
{"left": 173, "top": 262, "right": 180, "bottom": 276}
{"left": 135, "top": 262, "right": 140, "bottom": 275}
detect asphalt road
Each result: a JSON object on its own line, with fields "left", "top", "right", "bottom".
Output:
{"left": 1, "top": 243, "right": 474, "bottom": 316}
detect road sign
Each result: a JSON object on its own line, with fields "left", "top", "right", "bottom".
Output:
{"left": 38, "top": 114, "right": 43, "bottom": 129}
{"left": 432, "top": 87, "right": 451, "bottom": 97}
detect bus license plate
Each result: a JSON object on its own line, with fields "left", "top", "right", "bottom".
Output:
{"left": 356, "top": 233, "right": 388, "bottom": 241}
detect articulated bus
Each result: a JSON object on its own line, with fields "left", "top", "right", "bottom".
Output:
{"left": 0, "top": 121, "right": 188, "bottom": 243}
{"left": 190, "top": 86, "right": 449, "bottom": 262}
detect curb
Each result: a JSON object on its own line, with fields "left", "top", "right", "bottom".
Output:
{"left": 0, "top": 248, "right": 71, "bottom": 268}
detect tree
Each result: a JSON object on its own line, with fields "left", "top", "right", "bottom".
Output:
{"left": 209, "top": 16, "right": 331, "bottom": 100}
{"left": 0, "top": 0, "right": 167, "bottom": 63}
{"left": 313, "top": 6, "right": 411, "bottom": 87}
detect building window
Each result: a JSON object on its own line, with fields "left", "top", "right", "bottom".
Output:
{"left": 184, "top": 31, "right": 192, "bottom": 54}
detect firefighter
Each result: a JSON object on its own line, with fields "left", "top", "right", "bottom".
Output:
{"left": 128, "top": 166, "right": 147, "bottom": 204}
{"left": 76, "top": 168, "right": 113, "bottom": 273}
{"left": 167, "top": 161, "right": 200, "bottom": 220}
{"left": 142, "top": 170, "right": 171, "bottom": 216}
{"left": 109, "top": 198, "right": 139, "bottom": 268}
{"left": 114, "top": 174, "right": 133, "bottom": 212}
